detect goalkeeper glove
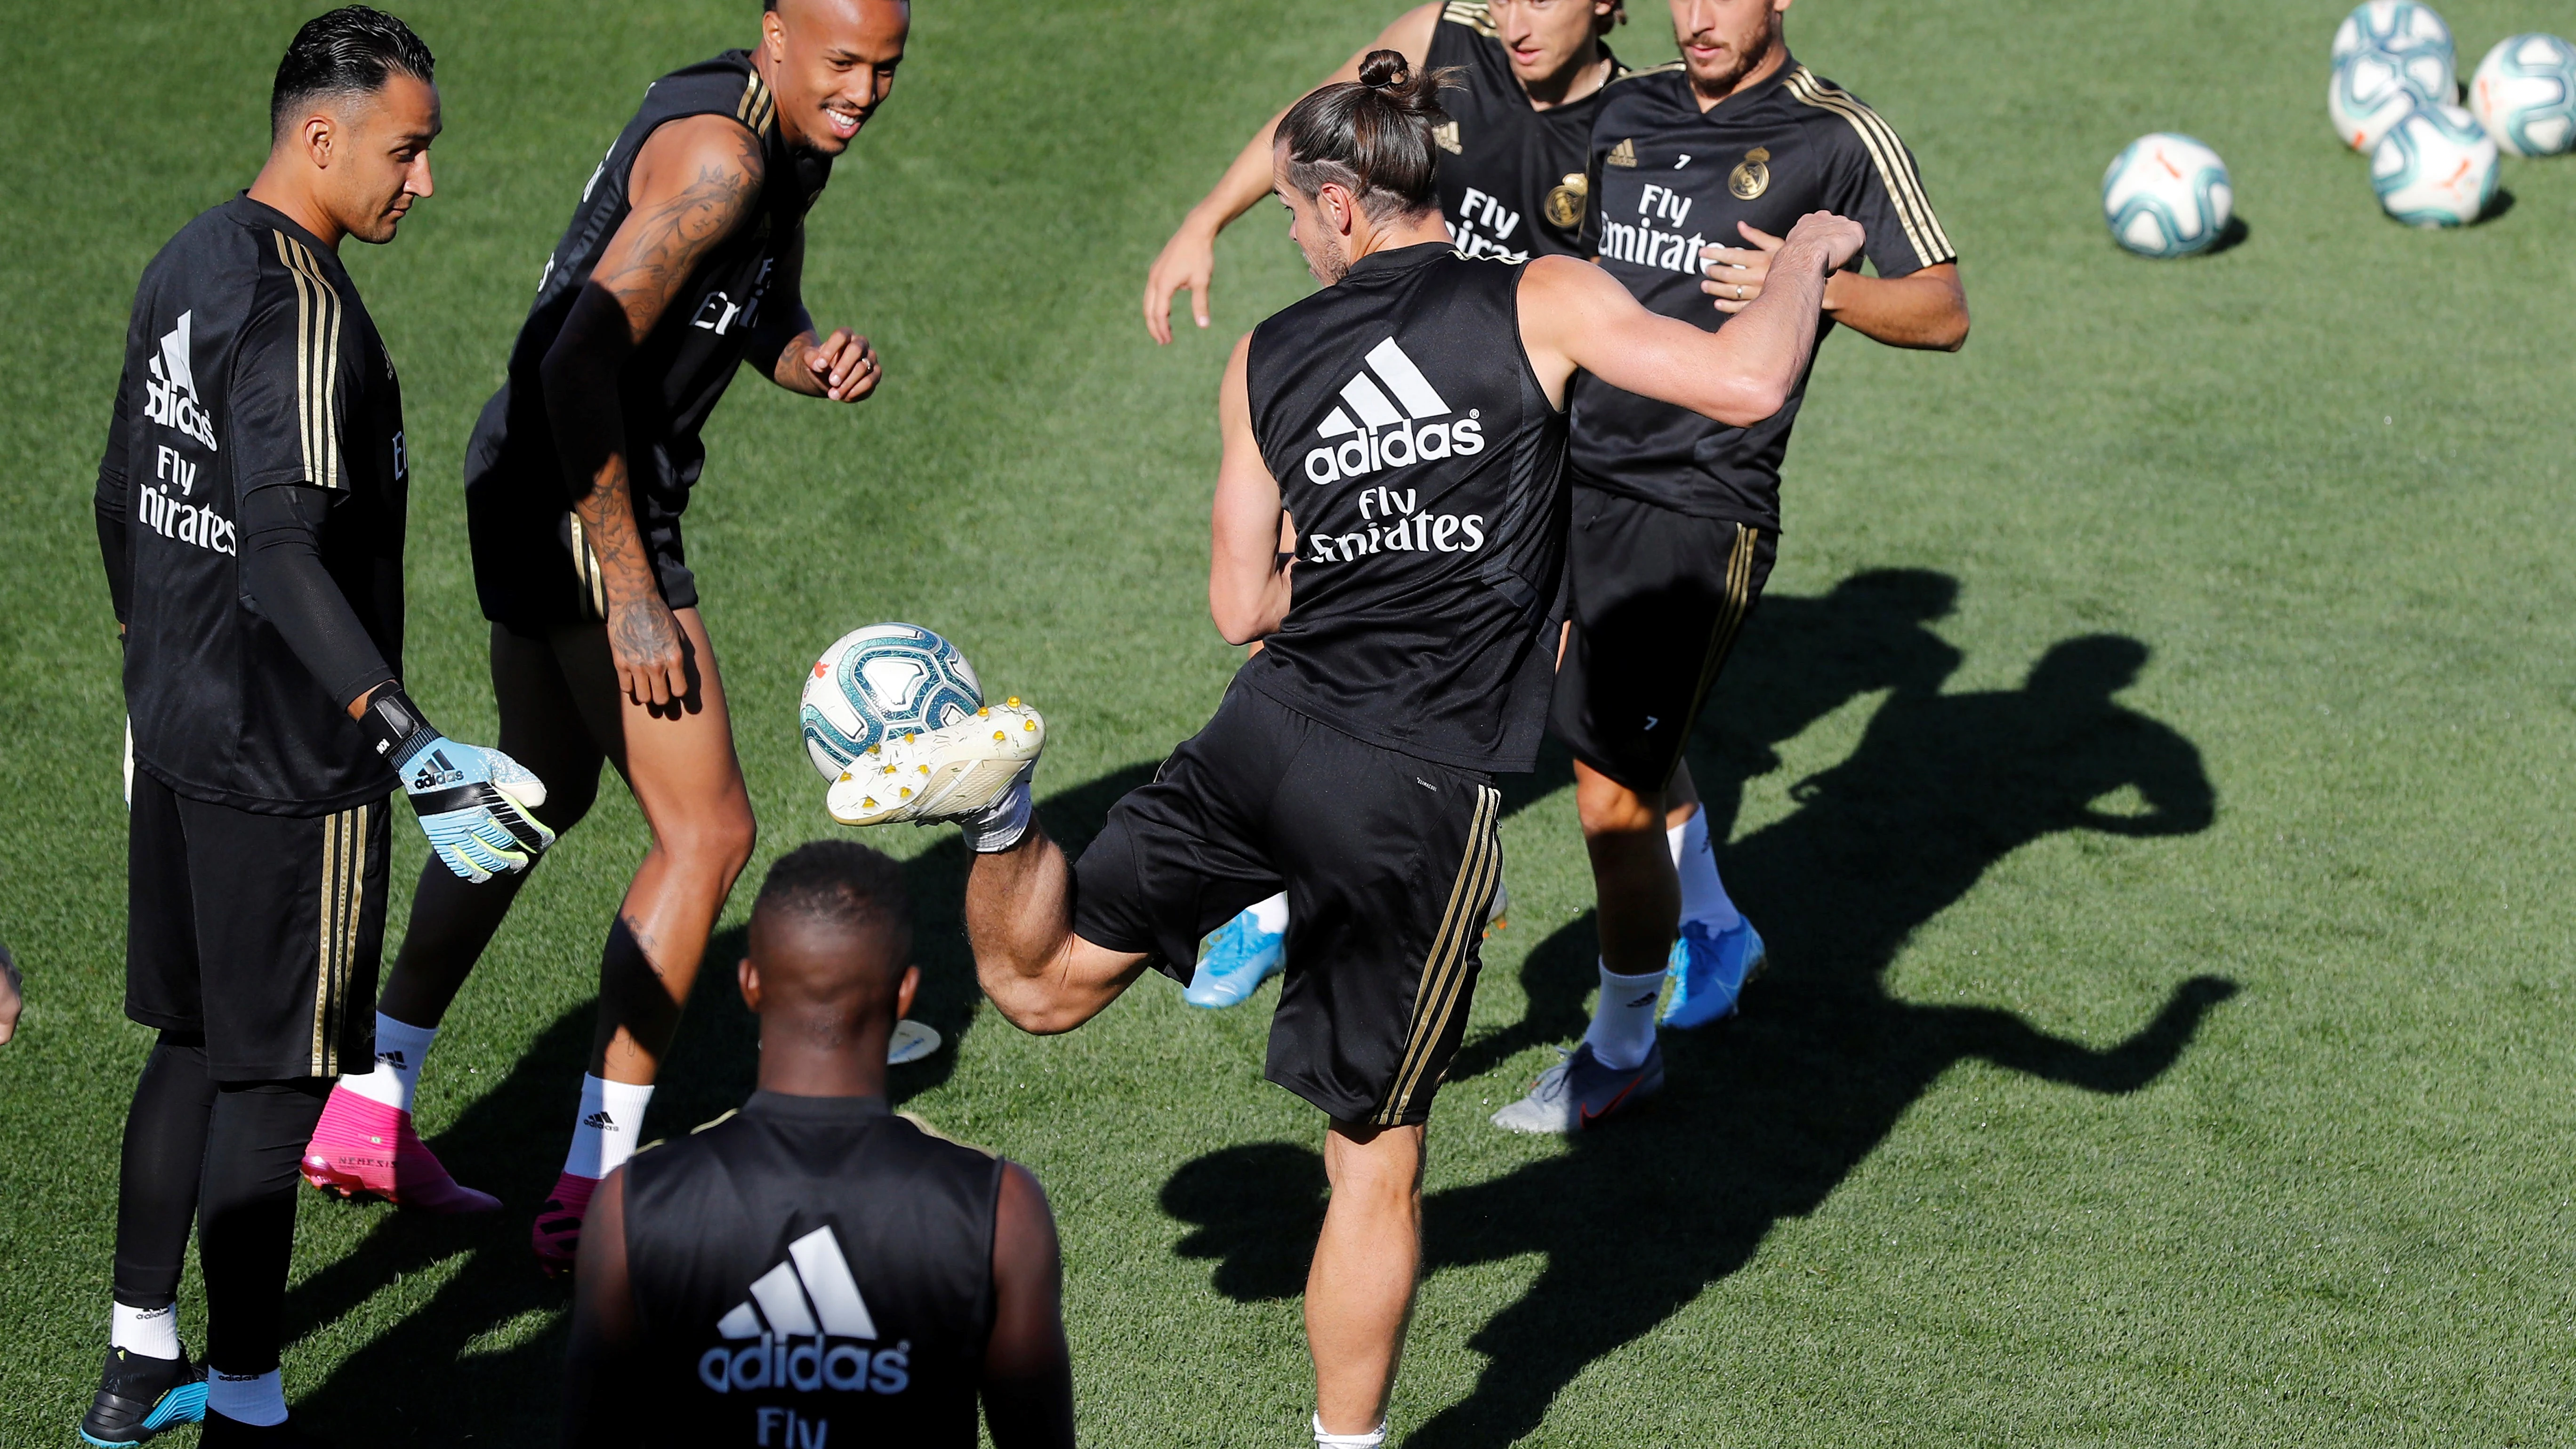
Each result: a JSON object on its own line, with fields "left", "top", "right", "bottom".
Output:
{"left": 363, "top": 687, "right": 557, "bottom": 884}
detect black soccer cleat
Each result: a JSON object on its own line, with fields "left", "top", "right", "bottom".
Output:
{"left": 79, "top": 1344, "right": 207, "bottom": 1446}
{"left": 198, "top": 1409, "right": 338, "bottom": 1448}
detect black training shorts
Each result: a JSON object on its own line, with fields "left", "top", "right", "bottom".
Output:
{"left": 1074, "top": 686, "right": 1504, "bottom": 1127}
{"left": 126, "top": 769, "right": 389, "bottom": 1080}
{"left": 1550, "top": 484, "right": 1778, "bottom": 793}
{"left": 464, "top": 453, "right": 698, "bottom": 630}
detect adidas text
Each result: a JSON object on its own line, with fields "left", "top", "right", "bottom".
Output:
{"left": 1304, "top": 413, "right": 1483, "bottom": 486}
{"left": 699, "top": 1335, "right": 910, "bottom": 1397}
{"left": 143, "top": 313, "right": 218, "bottom": 452}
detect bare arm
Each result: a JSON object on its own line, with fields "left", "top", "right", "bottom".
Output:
{"left": 1143, "top": 3, "right": 1441, "bottom": 343}
{"left": 1703, "top": 225, "right": 1969, "bottom": 351}
{"left": 1208, "top": 334, "right": 1293, "bottom": 644}
{"left": 748, "top": 227, "right": 885, "bottom": 402}
{"left": 1520, "top": 212, "right": 1865, "bottom": 424}
{"left": 980, "top": 1161, "right": 1075, "bottom": 1449}
{"left": 539, "top": 114, "right": 765, "bottom": 708}
{"left": 561, "top": 1167, "right": 641, "bottom": 1449}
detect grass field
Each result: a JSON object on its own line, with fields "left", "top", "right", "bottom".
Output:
{"left": 5, "top": 0, "right": 2576, "bottom": 1443}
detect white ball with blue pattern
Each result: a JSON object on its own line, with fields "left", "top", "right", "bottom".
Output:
{"left": 2331, "top": 0, "right": 2455, "bottom": 75}
{"left": 801, "top": 623, "right": 985, "bottom": 780}
{"left": 2101, "top": 134, "right": 2233, "bottom": 258}
{"left": 2371, "top": 102, "right": 2498, "bottom": 226}
{"left": 2470, "top": 33, "right": 2576, "bottom": 157}
{"left": 2332, "top": 45, "right": 2453, "bottom": 151}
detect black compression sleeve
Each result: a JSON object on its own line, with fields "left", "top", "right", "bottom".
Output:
{"left": 236, "top": 483, "right": 395, "bottom": 710}
{"left": 97, "top": 497, "right": 131, "bottom": 628}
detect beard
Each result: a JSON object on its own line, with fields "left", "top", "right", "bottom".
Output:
{"left": 1299, "top": 234, "right": 1352, "bottom": 285}
{"left": 1682, "top": 19, "right": 1779, "bottom": 102}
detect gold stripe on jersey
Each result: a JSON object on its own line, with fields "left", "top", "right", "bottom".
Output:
{"left": 272, "top": 232, "right": 345, "bottom": 491}
{"left": 1782, "top": 66, "right": 1956, "bottom": 270}
{"left": 737, "top": 67, "right": 776, "bottom": 136}
{"left": 310, "top": 803, "right": 368, "bottom": 1076}
{"left": 1441, "top": 0, "right": 1497, "bottom": 37}
{"left": 565, "top": 511, "right": 607, "bottom": 619}
{"left": 1375, "top": 783, "right": 1505, "bottom": 1127}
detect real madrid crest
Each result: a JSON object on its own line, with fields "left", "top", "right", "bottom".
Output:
{"left": 1543, "top": 172, "right": 1589, "bottom": 230}
{"left": 1728, "top": 146, "right": 1771, "bottom": 201}
{"left": 1432, "top": 120, "right": 1462, "bottom": 156}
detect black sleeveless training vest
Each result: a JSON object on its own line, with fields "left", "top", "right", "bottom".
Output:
{"left": 1237, "top": 242, "right": 1569, "bottom": 773}
{"left": 621, "top": 1093, "right": 1002, "bottom": 1448}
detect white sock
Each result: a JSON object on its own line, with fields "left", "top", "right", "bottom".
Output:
{"left": 1582, "top": 962, "right": 1665, "bottom": 1071}
{"left": 111, "top": 1300, "right": 180, "bottom": 1360}
{"left": 1668, "top": 807, "right": 1742, "bottom": 933}
{"left": 1245, "top": 892, "right": 1289, "bottom": 936}
{"left": 339, "top": 1014, "right": 438, "bottom": 1111}
{"left": 960, "top": 773, "right": 1034, "bottom": 853}
{"left": 206, "top": 1368, "right": 285, "bottom": 1426}
{"left": 562, "top": 1075, "right": 654, "bottom": 1179}
{"left": 1314, "top": 1414, "right": 1388, "bottom": 1448}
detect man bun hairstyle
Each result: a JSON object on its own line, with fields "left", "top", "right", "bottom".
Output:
{"left": 753, "top": 839, "right": 912, "bottom": 945}
{"left": 270, "top": 6, "right": 436, "bottom": 142}
{"left": 1277, "top": 50, "right": 1462, "bottom": 222}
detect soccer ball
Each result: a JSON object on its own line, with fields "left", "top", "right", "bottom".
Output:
{"left": 2371, "top": 102, "right": 2498, "bottom": 226}
{"left": 2331, "top": 0, "right": 2455, "bottom": 76}
{"left": 2469, "top": 33, "right": 2576, "bottom": 157}
{"left": 800, "top": 623, "right": 984, "bottom": 779}
{"left": 2331, "top": 46, "right": 2452, "bottom": 151}
{"left": 2101, "top": 134, "right": 2233, "bottom": 258}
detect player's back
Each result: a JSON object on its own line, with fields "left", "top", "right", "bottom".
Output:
{"left": 1239, "top": 242, "right": 1569, "bottom": 774}
{"left": 621, "top": 1093, "right": 1001, "bottom": 1447}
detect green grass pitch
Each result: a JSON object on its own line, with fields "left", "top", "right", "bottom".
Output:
{"left": 4, "top": 0, "right": 2575, "bottom": 1442}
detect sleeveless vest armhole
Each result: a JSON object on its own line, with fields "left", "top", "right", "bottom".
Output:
{"left": 898, "top": 1111, "right": 1000, "bottom": 1159}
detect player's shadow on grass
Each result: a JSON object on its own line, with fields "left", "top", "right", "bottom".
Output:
{"left": 278, "top": 761, "right": 1164, "bottom": 1441}
{"left": 1165, "top": 623, "right": 2236, "bottom": 1446}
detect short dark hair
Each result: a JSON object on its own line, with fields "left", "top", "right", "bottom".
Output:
{"left": 270, "top": 7, "right": 436, "bottom": 142}
{"left": 753, "top": 839, "right": 911, "bottom": 942}
{"left": 1278, "top": 51, "right": 1459, "bottom": 222}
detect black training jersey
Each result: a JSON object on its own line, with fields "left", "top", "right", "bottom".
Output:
{"left": 1240, "top": 243, "right": 1568, "bottom": 773}
{"left": 622, "top": 1093, "right": 1003, "bottom": 1448}
{"left": 1570, "top": 59, "right": 1956, "bottom": 528}
{"left": 1423, "top": 2, "right": 1628, "bottom": 261}
{"left": 464, "top": 50, "right": 829, "bottom": 615}
{"left": 97, "top": 195, "right": 409, "bottom": 815}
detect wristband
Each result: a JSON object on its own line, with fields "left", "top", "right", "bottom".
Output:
{"left": 361, "top": 685, "right": 440, "bottom": 772}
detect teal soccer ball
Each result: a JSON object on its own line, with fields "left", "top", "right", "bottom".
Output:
{"left": 2102, "top": 133, "right": 2233, "bottom": 258}
{"left": 2372, "top": 102, "right": 2499, "bottom": 227}
{"left": 2331, "top": 0, "right": 2455, "bottom": 77}
{"left": 801, "top": 623, "right": 985, "bottom": 779}
{"left": 2470, "top": 33, "right": 2576, "bottom": 157}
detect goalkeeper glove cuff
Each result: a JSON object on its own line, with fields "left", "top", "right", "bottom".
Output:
{"left": 361, "top": 685, "right": 440, "bottom": 775}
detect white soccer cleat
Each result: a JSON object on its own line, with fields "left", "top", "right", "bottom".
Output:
{"left": 826, "top": 699, "right": 1045, "bottom": 828}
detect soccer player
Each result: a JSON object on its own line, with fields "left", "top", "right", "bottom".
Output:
{"left": 1148, "top": 0, "right": 1630, "bottom": 1007}
{"left": 0, "top": 939, "right": 21, "bottom": 1045}
{"left": 299, "top": 0, "right": 906, "bottom": 1271}
{"left": 561, "top": 840, "right": 1074, "bottom": 1449}
{"left": 87, "top": 10, "right": 554, "bottom": 1444}
{"left": 1492, "top": 0, "right": 1970, "bottom": 1132}
{"left": 830, "top": 56, "right": 1857, "bottom": 1446}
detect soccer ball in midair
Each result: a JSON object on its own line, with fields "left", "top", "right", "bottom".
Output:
{"left": 2101, "top": 134, "right": 2233, "bottom": 258}
{"left": 2371, "top": 102, "right": 2498, "bottom": 227}
{"left": 800, "top": 623, "right": 984, "bottom": 779}
{"left": 2331, "top": 0, "right": 2455, "bottom": 76}
{"left": 2331, "top": 46, "right": 2452, "bottom": 151}
{"left": 2469, "top": 33, "right": 2576, "bottom": 157}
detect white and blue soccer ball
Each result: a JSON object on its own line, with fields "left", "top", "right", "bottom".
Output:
{"left": 2331, "top": 46, "right": 2452, "bottom": 151}
{"left": 2102, "top": 133, "right": 2233, "bottom": 258}
{"left": 2331, "top": 0, "right": 2455, "bottom": 76}
{"left": 800, "top": 622, "right": 984, "bottom": 779}
{"left": 2371, "top": 102, "right": 2499, "bottom": 226}
{"left": 2470, "top": 33, "right": 2576, "bottom": 157}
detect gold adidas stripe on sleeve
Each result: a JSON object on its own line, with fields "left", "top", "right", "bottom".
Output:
{"left": 1783, "top": 67, "right": 1956, "bottom": 270}
{"left": 1375, "top": 783, "right": 1505, "bottom": 1127}
{"left": 737, "top": 68, "right": 776, "bottom": 135}
{"left": 272, "top": 233, "right": 345, "bottom": 491}
{"left": 1441, "top": 1, "right": 1497, "bottom": 38}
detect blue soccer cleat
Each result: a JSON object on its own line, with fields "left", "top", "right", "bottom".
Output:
{"left": 80, "top": 1345, "right": 206, "bottom": 1446}
{"left": 1184, "top": 908, "right": 1285, "bottom": 1008}
{"left": 1660, "top": 917, "right": 1767, "bottom": 1030}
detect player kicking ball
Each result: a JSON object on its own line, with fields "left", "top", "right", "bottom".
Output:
{"left": 299, "top": 0, "right": 905, "bottom": 1272}
{"left": 1147, "top": 0, "right": 1631, "bottom": 1008}
{"left": 836, "top": 56, "right": 1857, "bottom": 1447}
{"left": 1493, "top": 0, "right": 1970, "bottom": 1133}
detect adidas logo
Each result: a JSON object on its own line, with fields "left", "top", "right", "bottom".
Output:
{"left": 378, "top": 1050, "right": 408, "bottom": 1069}
{"left": 1301, "top": 338, "right": 1484, "bottom": 488}
{"left": 582, "top": 1110, "right": 616, "bottom": 1130}
{"left": 143, "top": 312, "right": 218, "bottom": 452}
{"left": 1606, "top": 137, "right": 1638, "bottom": 168}
{"left": 410, "top": 749, "right": 467, "bottom": 792}
{"left": 699, "top": 1226, "right": 910, "bottom": 1398}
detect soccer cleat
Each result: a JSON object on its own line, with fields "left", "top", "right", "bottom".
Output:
{"left": 197, "top": 1411, "right": 337, "bottom": 1447}
{"left": 1184, "top": 910, "right": 1286, "bottom": 1008}
{"left": 79, "top": 1344, "right": 206, "bottom": 1447}
{"left": 826, "top": 700, "right": 1045, "bottom": 828}
{"left": 300, "top": 1085, "right": 501, "bottom": 1214}
{"left": 1660, "top": 918, "right": 1767, "bottom": 1030}
{"left": 1489, "top": 1041, "right": 1665, "bottom": 1135}
{"left": 531, "top": 1170, "right": 599, "bottom": 1276}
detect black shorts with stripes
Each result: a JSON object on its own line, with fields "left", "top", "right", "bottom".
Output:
{"left": 1551, "top": 483, "right": 1778, "bottom": 793}
{"left": 126, "top": 770, "right": 388, "bottom": 1081}
{"left": 1073, "top": 685, "right": 1503, "bottom": 1127}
